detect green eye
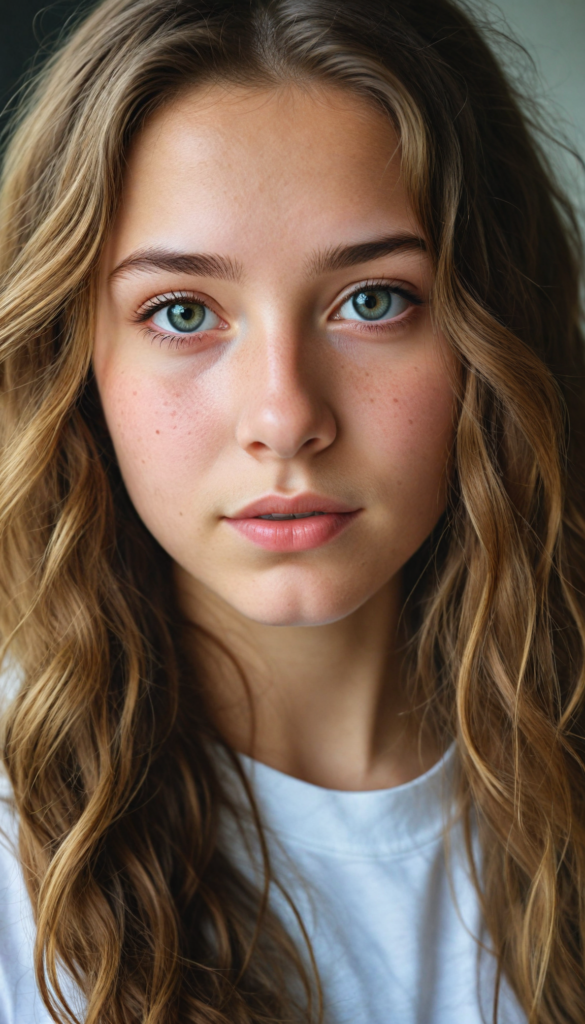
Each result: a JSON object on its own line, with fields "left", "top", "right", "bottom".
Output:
{"left": 168, "top": 302, "right": 205, "bottom": 331}
{"left": 338, "top": 287, "right": 410, "bottom": 322}
{"left": 152, "top": 301, "right": 220, "bottom": 333}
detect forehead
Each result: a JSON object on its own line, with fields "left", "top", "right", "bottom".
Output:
{"left": 109, "top": 82, "right": 420, "bottom": 269}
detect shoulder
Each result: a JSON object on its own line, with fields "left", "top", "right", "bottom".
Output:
{"left": 0, "top": 772, "right": 52, "bottom": 1024}
{"left": 0, "top": 666, "right": 80, "bottom": 1022}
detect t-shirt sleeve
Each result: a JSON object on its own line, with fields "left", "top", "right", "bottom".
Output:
{"left": 0, "top": 784, "right": 54, "bottom": 1024}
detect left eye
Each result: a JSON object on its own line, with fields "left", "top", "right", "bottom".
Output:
{"left": 151, "top": 301, "right": 221, "bottom": 333}
{"left": 337, "top": 287, "right": 410, "bottom": 322}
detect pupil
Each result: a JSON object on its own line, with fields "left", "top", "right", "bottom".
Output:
{"left": 352, "top": 289, "right": 391, "bottom": 321}
{"left": 168, "top": 302, "right": 205, "bottom": 332}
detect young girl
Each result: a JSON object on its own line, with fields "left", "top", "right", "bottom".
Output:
{"left": 0, "top": 0, "right": 583, "bottom": 1022}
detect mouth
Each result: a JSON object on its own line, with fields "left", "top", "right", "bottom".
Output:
{"left": 229, "top": 493, "right": 358, "bottom": 519}
{"left": 256, "top": 510, "right": 327, "bottom": 521}
{"left": 224, "top": 494, "right": 360, "bottom": 552}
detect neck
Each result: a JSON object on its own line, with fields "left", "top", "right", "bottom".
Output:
{"left": 176, "top": 568, "right": 440, "bottom": 790}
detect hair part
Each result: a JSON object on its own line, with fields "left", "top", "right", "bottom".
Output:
{"left": 0, "top": 1, "right": 584, "bottom": 1022}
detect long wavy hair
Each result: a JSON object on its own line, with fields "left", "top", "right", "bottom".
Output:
{"left": 0, "top": 0, "right": 584, "bottom": 1021}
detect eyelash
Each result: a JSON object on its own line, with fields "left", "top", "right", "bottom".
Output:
{"left": 133, "top": 281, "right": 423, "bottom": 347}
{"left": 332, "top": 279, "right": 423, "bottom": 335}
{"left": 132, "top": 291, "right": 225, "bottom": 348}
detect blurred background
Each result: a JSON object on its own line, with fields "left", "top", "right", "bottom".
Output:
{"left": 0, "top": 0, "right": 583, "bottom": 218}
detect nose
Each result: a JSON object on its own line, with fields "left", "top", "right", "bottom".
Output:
{"left": 235, "top": 331, "right": 337, "bottom": 461}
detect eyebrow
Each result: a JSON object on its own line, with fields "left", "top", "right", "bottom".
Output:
{"left": 306, "top": 233, "right": 427, "bottom": 276}
{"left": 109, "top": 233, "right": 427, "bottom": 285}
{"left": 109, "top": 247, "right": 243, "bottom": 283}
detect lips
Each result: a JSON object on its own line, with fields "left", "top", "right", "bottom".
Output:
{"left": 224, "top": 493, "right": 360, "bottom": 552}
{"left": 229, "top": 494, "right": 358, "bottom": 519}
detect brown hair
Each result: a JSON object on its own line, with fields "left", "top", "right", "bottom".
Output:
{"left": 0, "top": 1, "right": 584, "bottom": 1021}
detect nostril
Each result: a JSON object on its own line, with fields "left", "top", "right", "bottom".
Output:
{"left": 248, "top": 440, "right": 269, "bottom": 455}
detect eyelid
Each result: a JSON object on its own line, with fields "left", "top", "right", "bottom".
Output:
{"left": 329, "top": 278, "right": 423, "bottom": 320}
{"left": 131, "top": 281, "right": 423, "bottom": 342}
{"left": 133, "top": 290, "right": 227, "bottom": 327}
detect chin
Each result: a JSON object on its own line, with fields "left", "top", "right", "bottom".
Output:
{"left": 220, "top": 572, "right": 377, "bottom": 627}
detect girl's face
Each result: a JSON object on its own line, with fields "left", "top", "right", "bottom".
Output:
{"left": 94, "top": 84, "right": 455, "bottom": 626}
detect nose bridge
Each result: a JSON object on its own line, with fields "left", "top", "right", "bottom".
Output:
{"left": 264, "top": 324, "right": 310, "bottom": 409}
{"left": 236, "top": 316, "right": 336, "bottom": 460}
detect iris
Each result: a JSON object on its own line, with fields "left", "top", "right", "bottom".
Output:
{"left": 351, "top": 288, "right": 393, "bottom": 321}
{"left": 166, "top": 302, "right": 206, "bottom": 332}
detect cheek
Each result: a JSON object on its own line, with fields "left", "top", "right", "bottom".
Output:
{"left": 350, "top": 353, "right": 455, "bottom": 502}
{"left": 97, "top": 366, "right": 224, "bottom": 509}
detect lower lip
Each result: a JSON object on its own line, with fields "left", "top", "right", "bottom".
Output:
{"left": 225, "top": 511, "right": 359, "bottom": 552}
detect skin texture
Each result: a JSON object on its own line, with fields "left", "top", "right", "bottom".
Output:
{"left": 94, "top": 83, "right": 456, "bottom": 789}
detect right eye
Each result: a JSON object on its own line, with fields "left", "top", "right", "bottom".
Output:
{"left": 151, "top": 300, "right": 221, "bottom": 334}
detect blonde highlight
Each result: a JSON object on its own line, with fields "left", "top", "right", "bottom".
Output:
{"left": 1, "top": 1, "right": 584, "bottom": 1022}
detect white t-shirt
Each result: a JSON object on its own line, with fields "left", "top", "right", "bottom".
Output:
{"left": 0, "top": 746, "right": 526, "bottom": 1024}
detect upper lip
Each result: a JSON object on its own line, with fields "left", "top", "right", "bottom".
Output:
{"left": 228, "top": 493, "right": 360, "bottom": 519}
